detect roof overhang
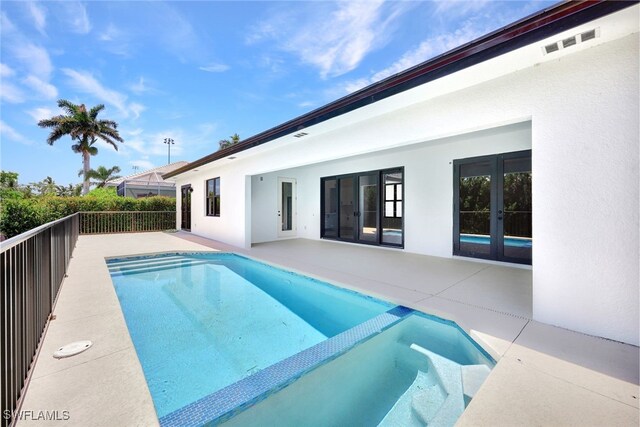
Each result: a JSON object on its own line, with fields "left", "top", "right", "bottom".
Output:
{"left": 164, "top": 0, "right": 637, "bottom": 180}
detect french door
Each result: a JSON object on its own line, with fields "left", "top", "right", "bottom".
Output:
{"left": 453, "top": 150, "right": 531, "bottom": 264}
{"left": 321, "top": 168, "right": 403, "bottom": 247}
{"left": 180, "top": 184, "right": 192, "bottom": 231}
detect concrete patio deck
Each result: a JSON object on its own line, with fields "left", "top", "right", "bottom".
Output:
{"left": 17, "top": 232, "right": 639, "bottom": 426}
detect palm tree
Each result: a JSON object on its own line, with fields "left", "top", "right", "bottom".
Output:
{"left": 56, "top": 183, "right": 82, "bottom": 197}
{"left": 218, "top": 133, "right": 240, "bottom": 150}
{"left": 38, "top": 100, "right": 124, "bottom": 195}
{"left": 29, "top": 176, "right": 58, "bottom": 197}
{"left": 85, "top": 165, "right": 122, "bottom": 188}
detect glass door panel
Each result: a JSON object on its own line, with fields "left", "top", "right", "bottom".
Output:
{"left": 339, "top": 177, "right": 355, "bottom": 240}
{"left": 501, "top": 156, "right": 532, "bottom": 263}
{"left": 382, "top": 171, "right": 403, "bottom": 245}
{"left": 180, "top": 185, "right": 191, "bottom": 231}
{"left": 458, "top": 161, "right": 493, "bottom": 257}
{"left": 277, "top": 178, "right": 296, "bottom": 237}
{"left": 281, "top": 182, "right": 292, "bottom": 231}
{"left": 322, "top": 179, "right": 338, "bottom": 238}
{"left": 358, "top": 174, "right": 378, "bottom": 243}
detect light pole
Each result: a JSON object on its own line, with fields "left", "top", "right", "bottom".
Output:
{"left": 163, "top": 138, "right": 174, "bottom": 165}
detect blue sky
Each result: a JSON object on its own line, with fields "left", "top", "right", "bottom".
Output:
{"left": 0, "top": 0, "right": 554, "bottom": 186}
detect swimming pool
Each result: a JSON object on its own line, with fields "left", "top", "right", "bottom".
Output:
{"left": 107, "top": 252, "right": 494, "bottom": 426}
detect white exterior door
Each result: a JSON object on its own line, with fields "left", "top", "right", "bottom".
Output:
{"left": 277, "top": 177, "right": 297, "bottom": 238}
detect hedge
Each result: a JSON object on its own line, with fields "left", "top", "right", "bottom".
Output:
{"left": 0, "top": 195, "right": 176, "bottom": 239}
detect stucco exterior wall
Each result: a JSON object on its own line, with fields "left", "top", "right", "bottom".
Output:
{"left": 175, "top": 32, "right": 639, "bottom": 345}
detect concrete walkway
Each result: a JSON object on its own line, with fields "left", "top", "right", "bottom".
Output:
{"left": 17, "top": 232, "right": 639, "bottom": 426}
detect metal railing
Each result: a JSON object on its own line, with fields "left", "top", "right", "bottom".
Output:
{"left": 0, "top": 209, "right": 176, "bottom": 426}
{"left": 1, "top": 213, "right": 79, "bottom": 427}
{"left": 79, "top": 211, "right": 175, "bottom": 234}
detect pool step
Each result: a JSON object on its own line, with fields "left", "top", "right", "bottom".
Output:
{"left": 378, "top": 343, "right": 466, "bottom": 427}
{"left": 109, "top": 259, "right": 211, "bottom": 276}
{"left": 108, "top": 255, "right": 194, "bottom": 269}
{"left": 378, "top": 372, "right": 443, "bottom": 427}
{"left": 461, "top": 364, "right": 491, "bottom": 400}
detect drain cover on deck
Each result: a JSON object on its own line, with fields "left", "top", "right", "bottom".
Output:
{"left": 53, "top": 340, "right": 92, "bottom": 359}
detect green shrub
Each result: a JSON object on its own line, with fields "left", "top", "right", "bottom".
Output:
{"left": 0, "top": 195, "right": 176, "bottom": 238}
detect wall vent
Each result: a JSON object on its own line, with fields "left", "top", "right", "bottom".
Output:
{"left": 293, "top": 132, "right": 308, "bottom": 138}
{"left": 542, "top": 27, "right": 600, "bottom": 55}
{"left": 562, "top": 36, "right": 577, "bottom": 48}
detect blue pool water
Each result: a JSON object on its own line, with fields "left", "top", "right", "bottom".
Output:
{"left": 460, "top": 234, "right": 532, "bottom": 248}
{"left": 107, "top": 253, "right": 391, "bottom": 417}
{"left": 108, "top": 252, "right": 495, "bottom": 426}
{"left": 222, "top": 314, "right": 494, "bottom": 427}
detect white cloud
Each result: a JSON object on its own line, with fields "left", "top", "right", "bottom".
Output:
{"left": 199, "top": 63, "right": 230, "bottom": 73}
{"left": 150, "top": 3, "right": 202, "bottom": 62}
{"left": 0, "top": 12, "right": 16, "bottom": 35}
{"left": 10, "top": 41, "right": 53, "bottom": 79}
{"left": 26, "top": 107, "right": 54, "bottom": 123}
{"left": 0, "top": 82, "right": 25, "bottom": 103}
{"left": 99, "top": 23, "right": 119, "bottom": 41}
{"left": 22, "top": 75, "right": 58, "bottom": 99}
{"left": 64, "top": 1, "right": 91, "bottom": 34}
{"left": 27, "top": 2, "right": 47, "bottom": 35}
{"left": 435, "top": 0, "right": 490, "bottom": 15}
{"left": 298, "top": 101, "right": 315, "bottom": 108}
{"left": 129, "top": 77, "right": 152, "bottom": 94}
{"left": 342, "top": 19, "right": 488, "bottom": 93}
{"left": 98, "top": 23, "right": 132, "bottom": 56}
{"left": 61, "top": 68, "right": 144, "bottom": 119}
{"left": 0, "top": 63, "right": 15, "bottom": 77}
{"left": 0, "top": 120, "right": 30, "bottom": 144}
{"left": 129, "top": 102, "right": 145, "bottom": 119}
{"left": 248, "top": 1, "right": 411, "bottom": 78}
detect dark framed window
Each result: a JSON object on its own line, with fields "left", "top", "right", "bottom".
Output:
{"left": 206, "top": 177, "right": 220, "bottom": 216}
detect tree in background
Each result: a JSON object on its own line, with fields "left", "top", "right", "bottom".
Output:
{"left": 84, "top": 165, "right": 122, "bottom": 188}
{"left": 38, "top": 100, "right": 124, "bottom": 196}
{"left": 56, "top": 183, "right": 83, "bottom": 197}
{"left": 28, "top": 176, "right": 58, "bottom": 197}
{"left": 218, "top": 133, "right": 240, "bottom": 150}
{"left": 0, "top": 171, "right": 28, "bottom": 200}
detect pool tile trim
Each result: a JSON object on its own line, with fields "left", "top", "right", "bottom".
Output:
{"left": 159, "top": 306, "right": 415, "bottom": 427}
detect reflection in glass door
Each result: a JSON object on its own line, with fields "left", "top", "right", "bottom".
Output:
{"left": 457, "top": 160, "right": 493, "bottom": 257}
{"left": 358, "top": 174, "right": 378, "bottom": 243}
{"left": 277, "top": 178, "right": 296, "bottom": 237}
{"left": 339, "top": 177, "right": 355, "bottom": 240}
{"left": 501, "top": 155, "right": 532, "bottom": 263}
{"left": 180, "top": 185, "right": 191, "bottom": 231}
{"left": 453, "top": 150, "right": 531, "bottom": 264}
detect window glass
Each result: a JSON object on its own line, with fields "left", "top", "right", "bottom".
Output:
{"left": 206, "top": 177, "right": 220, "bottom": 216}
{"left": 382, "top": 171, "right": 403, "bottom": 245}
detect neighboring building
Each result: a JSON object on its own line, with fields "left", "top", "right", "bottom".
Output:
{"left": 164, "top": 3, "right": 639, "bottom": 346}
{"left": 108, "top": 161, "right": 188, "bottom": 198}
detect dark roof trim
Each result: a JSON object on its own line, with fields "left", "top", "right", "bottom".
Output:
{"left": 165, "top": 0, "right": 635, "bottom": 179}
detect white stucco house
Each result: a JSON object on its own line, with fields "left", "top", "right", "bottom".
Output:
{"left": 164, "top": 2, "right": 639, "bottom": 346}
